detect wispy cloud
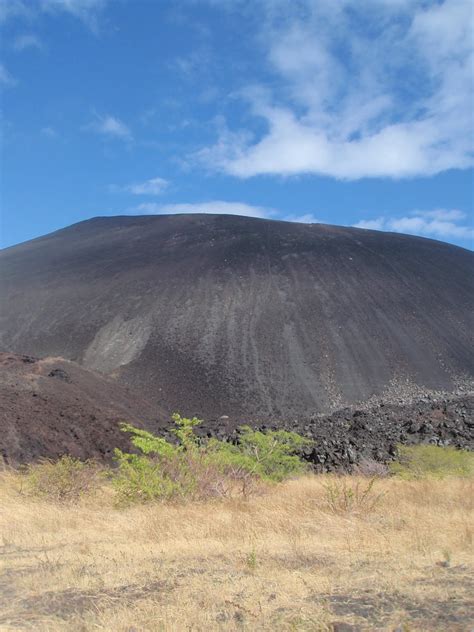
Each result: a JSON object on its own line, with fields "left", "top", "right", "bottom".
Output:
{"left": 0, "top": 0, "right": 108, "bottom": 29}
{"left": 0, "top": 63, "right": 16, "bottom": 86}
{"left": 13, "top": 34, "right": 43, "bottom": 51}
{"left": 114, "top": 176, "right": 169, "bottom": 196}
{"left": 282, "top": 213, "right": 323, "bottom": 224}
{"left": 84, "top": 114, "right": 132, "bottom": 141}
{"left": 355, "top": 209, "right": 473, "bottom": 241}
{"left": 197, "top": 0, "right": 474, "bottom": 180}
{"left": 0, "top": 0, "right": 30, "bottom": 24}
{"left": 40, "top": 126, "right": 58, "bottom": 138}
{"left": 131, "top": 201, "right": 276, "bottom": 219}
{"left": 40, "top": 0, "right": 107, "bottom": 30}
{"left": 173, "top": 47, "right": 211, "bottom": 77}
{"left": 129, "top": 201, "right": 327, "bottom": 225}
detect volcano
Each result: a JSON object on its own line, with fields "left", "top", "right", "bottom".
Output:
{"left": 1, "top": 213, "right": 473, "bottom": 420}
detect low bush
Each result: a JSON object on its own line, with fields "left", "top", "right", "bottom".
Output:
{"left": 389, "top": 444, "right": 474, "bottom": 479}
{"left": 322, "top": 476, "right": 384, "bottom": 514}
{"left": 113, "top": 415, "right": 312, "bottom": 503}
{"left": 21, "top": 455, "right": 101, "bottom": 502}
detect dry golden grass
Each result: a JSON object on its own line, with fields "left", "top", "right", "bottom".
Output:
{"left": 0, "top": 473, "right": 472, "bottom": 631}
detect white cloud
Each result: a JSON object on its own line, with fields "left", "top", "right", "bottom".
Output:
{"left": 355, "top": 218, "right": 386, "bottom": 231}
{"left": 127, "top": 177, "right": 168, "bottom": 196}
{"left": 354, "top": 209, "right": 473, "bottom": 241}
{"left": 282, "top": 213, "right": 323, "bottom": 224}
{"left": 132, "top": 200, "right": 276, "bottom": 219}
{"left": 0, "top": 63, "right": 16, "bottom": 86}
{"left": 84, "top": 115, "right": 132, "bottom": 141}
{"left": 129, "top": 201, "right": 328, "bottom": 225}
{"left": 197, "top": 0, "right": 474, "bottom": 180}
{"left": 131, "top": 203, "right": 165, "bottom": 214}
{"left": 416, "top": 209, "right": 467, "bottom": 222}
{"left": 13, "top": 34, "right": 43, "bottom": 51}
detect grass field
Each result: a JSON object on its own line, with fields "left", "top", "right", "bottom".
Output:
{"left": 0, "top": 473, "right": 472, "bottom": 631}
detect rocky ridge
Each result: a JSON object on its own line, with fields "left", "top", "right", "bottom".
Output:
{"left": 1, "top": 352, "right": 472, "bottom": 468}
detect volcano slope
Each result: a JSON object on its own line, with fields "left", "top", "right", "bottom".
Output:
{"left": 0, "top": 352, "right": 161, "bottom": 464}
{"left": 0, "top": 213, "right": 473, "bottom": 421}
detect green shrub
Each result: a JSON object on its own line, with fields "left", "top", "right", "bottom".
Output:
{"left": 22, "top": 456, "right": 101, "bottom": 502}
{"left": 112, "top": 415, "right": 312, "bottom": 503}
{"left": 111, "top": 452, "right": 184, "bottom": 503}
{"left": 389, "top": 444, "right": 474, "bottom": 479}
{"left": 113, "top": 448, "right": 236, "bottom": 504}
{"left": 207, "top": 426, "right": 312, "bottom": 482}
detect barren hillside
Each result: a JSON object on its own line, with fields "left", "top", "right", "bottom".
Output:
{"left": 1, "top": 214, "right": 473, "bottom": 419}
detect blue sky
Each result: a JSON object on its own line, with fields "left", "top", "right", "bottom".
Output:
{"left": 1, "top": 0, "right": 473, "bottom": 249}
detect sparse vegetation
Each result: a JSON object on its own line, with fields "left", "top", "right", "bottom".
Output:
{"left": 112, "top": 415, "right": 312, "bottom": 503}
{"left": 390, "top": 444, "right": 474, "bottom": 479}
{"left": 2, "top": 424, "right": 472, "bottom": 629}
{"left": 21, "top": 455, "right": 101, "bottom": 503}
{"left": 322, "top": 475, "right": 385, "bottom": 514}
{"left": 0, "top": 472, "right": 472, "bottom": 631}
